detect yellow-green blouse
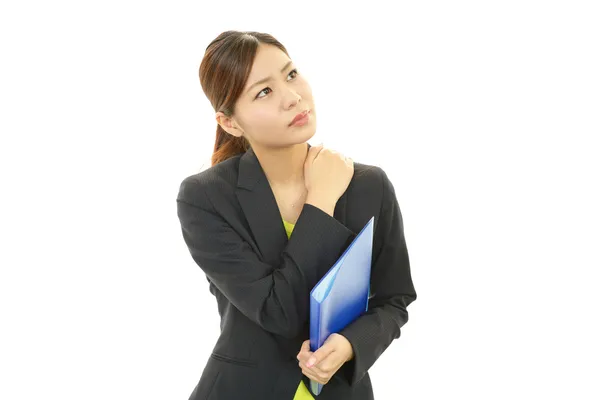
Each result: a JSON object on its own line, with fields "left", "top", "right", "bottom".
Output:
{"left": 283, "top": 218, "right": 315, "bottom": 400}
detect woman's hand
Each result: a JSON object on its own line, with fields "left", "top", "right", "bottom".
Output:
{"left": 304, "top": 144, "right": 354, "bottom": 203}
{"left": 296, "top": 333, "right": 354, "bottom": 385}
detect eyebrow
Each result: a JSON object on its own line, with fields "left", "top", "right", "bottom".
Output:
{"left": 246, "top": 60, "right": 293, "bottom": 95}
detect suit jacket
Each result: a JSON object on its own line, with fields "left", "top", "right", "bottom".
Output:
{"left": 176, "top": 143, "right": 417, "bottom": 400}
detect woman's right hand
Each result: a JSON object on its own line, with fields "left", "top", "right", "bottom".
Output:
{"left": 303, "top": 144, "right": 354, "bottom": 203}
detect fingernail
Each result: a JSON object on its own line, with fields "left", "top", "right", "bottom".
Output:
{"left": 307, "top": 357, "right": 316, "bottom": 367}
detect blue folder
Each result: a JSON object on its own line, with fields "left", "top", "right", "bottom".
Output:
{"left": 308, "top": 216, "right": 374, "bottom": 396}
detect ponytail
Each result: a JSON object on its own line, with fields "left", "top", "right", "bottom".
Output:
{"left": 211, "top": 124, "right": 250, "bottom": 167}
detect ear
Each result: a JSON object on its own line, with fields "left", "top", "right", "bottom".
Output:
{"left": 216, "top": 111, "right": 243, "bottom": 138}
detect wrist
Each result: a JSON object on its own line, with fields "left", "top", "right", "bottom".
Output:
{"left": 346, "top": 349, "right": 354, "bottom": 362}
{"left": 305, "top": 192, "right": 335, "bottom": 217}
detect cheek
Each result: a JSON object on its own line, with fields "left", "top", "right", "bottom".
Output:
{"left": 252, "top": 107, "right": 277, "bottom": 121}
{"left": 247, "top": 108, "right": 281, "bottom": 133}
{"left": 298, "top": 77, "right": 313, "bottom": 96}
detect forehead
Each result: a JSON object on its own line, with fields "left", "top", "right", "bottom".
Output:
{"left": 246, "top": 44, "right": 291, "bottom": 83}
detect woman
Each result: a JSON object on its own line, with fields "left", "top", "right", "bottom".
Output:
{"left": 176, "top": 30, "right": 417, "bottom": 400}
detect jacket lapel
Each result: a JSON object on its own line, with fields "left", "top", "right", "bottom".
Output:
{"left": 235, "top": 143, "right": 348, "bottom": 266}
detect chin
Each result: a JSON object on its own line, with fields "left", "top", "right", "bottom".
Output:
{"left": 297, "top": 129, "right": 316, "bottom": 144}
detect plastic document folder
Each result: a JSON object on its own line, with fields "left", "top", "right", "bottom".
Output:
{"left": 308, "top": 216, "right": 374, "bottom": 396}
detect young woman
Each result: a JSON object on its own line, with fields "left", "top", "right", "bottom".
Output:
{"left": 176, "top": 30, "right": 417, "bottom": 400}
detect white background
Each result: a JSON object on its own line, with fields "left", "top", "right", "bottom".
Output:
{"left": 1, "top": 0, "right": 599, "bottom": 399}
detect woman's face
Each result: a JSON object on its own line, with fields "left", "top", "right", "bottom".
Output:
{"left": 217, "top": 44, "right": 316, "bottom": 149}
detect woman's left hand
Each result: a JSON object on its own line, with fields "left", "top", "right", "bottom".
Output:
{"left": 296, "top": 333, "right": 354, "bottom": 385}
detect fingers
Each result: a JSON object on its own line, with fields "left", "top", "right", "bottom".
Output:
{"left": 311, "top": 144, "right": 325, "bottom": 160}
{"left": 301, "top": 340, "right": 310, "bottom": 353}
{"left": 297, "top": 346, "right": 342, "bottom": 385}
{"left": 296, "top": 340, "right": 311, "bottom": 363}
{"left": 308, "top": 143, "right": 352, "bottom": 164}
{"left": 298, "top": 350, "right": 326, "bottom": 382}
{"left": 301, "top": 366, "right": 330, "bottom": 385}
{"left": 310, "top": 143, "right": 324, "bottom": 153}
{"left": 306, "top": 143, "right": 324, "bottom": 165}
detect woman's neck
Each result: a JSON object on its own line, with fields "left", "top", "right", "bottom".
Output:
{"left": 253, "top": 142, "right": 309, "bottom": 188}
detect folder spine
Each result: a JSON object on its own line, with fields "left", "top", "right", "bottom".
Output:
{"left": 309, "top": 297, "right": 320, "bottom": 353}
{"left": 309, "top": 297, "right": 323, "bottom": 395}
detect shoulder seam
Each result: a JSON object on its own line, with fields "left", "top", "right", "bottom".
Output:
{"left": 176, "top": 177, "right": 216, "bottom": 213}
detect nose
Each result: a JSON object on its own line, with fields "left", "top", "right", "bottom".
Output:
{"left": 285, "top": 89, "right": 301, "bottom": 109}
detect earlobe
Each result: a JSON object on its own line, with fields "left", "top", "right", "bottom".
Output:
{"left": 216, "top": 112, "right": 245, "bottom": 138}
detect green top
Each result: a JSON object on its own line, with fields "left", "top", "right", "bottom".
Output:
{"left": 283, "top": 219, "right": 295, "bottom": 239}
{"left": 282, "top": 217, "right": 315, "bottom": 400}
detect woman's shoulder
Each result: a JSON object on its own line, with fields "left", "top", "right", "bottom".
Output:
{"left": 349, "top": 161, "right": 385, "bottom": 192}
{"left": 177, "top": 156, "right": 241, "bottom": 207}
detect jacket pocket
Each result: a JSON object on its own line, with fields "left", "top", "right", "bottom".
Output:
{"left": 210, "top": 352, "right": 258, "bottom": 367}
{"left": 205, "top": 355, "right": 269, "bottom": 399}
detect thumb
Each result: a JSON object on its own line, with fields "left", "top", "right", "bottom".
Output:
{"left": 306, "top": 342, "right": 334, "bottom": 368}
{"left": 297, "top": 340, "right": 311, "bottom": 359}
{"left": 306, "top": 143, "right": 324, "bottom": 162}
{"left": 301, "top": 340, "right": 310, "bottom": 353}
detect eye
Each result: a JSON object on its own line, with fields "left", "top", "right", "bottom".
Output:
{"left": 255, "top": 69, "right": 299, "bottom": 99}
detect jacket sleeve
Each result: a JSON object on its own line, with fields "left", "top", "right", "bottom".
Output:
{"left": 176, "top": 177, "right": 357, "bottom": 339}
{"left": 338, "top": 167, "right": 417, "bottom": 387}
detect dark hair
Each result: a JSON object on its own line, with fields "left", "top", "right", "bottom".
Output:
{"left": 199, "top": 30, "right": 289, "bottom": 167}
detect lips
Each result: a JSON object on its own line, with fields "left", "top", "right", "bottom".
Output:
{"left": 289, "top": 110, "right": 310, "bottom": 126}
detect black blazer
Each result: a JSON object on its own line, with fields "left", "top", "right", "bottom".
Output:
{"left": 176, "top": 143, "right": 417, "bottom": 400}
